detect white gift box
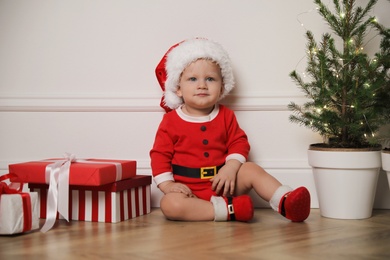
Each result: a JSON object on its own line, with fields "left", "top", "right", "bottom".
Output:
{"left": 0, "top": 192, "right": 39, "bottom": 235}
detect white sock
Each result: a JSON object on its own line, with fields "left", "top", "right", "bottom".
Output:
{"left": 210, "top": 196, "right": 228, "bottom": 221}
{"left": 269, "top": 185, "right": 293, "bottom": 212}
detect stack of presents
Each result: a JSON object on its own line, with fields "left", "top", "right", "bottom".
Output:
{"left": 0, "top": 154, "right": 152, "bottom": 234}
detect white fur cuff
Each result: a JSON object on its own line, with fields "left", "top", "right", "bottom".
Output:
{"left": 269, "top": 185, "right": 293, "bottom": 211}
{"left": 210, "top": 196, "right": 228, "bottom": 221}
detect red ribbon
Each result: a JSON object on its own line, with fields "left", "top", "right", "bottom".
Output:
{"left": 0, "top": 173, "right": 32, "bottom": 232}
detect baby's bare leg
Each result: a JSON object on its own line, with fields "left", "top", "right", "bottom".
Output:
{"left": 160, "top": 192, "right": 214, "bottom": 221}
{"left": 235, "top": 162, "right": 311, "bottom": 222}
{"left": 235, "top": 162, "right": 282, "bottom": 201}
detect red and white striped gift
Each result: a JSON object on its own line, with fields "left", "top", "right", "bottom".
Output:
{"left": 29, "top": 175, "right": 151, "bottom": 223}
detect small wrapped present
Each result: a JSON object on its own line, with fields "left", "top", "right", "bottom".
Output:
{"left": 29, "top": 175, "right": 152, "bottom": 223}
{"left": 0, "top": 174, "right": 39, "bottom": 235}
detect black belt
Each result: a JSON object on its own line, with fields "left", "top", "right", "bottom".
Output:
{"left": 172, "top": 164, "right": 224, "bottom": 179}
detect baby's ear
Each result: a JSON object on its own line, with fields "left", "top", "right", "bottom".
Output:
{"left": 176, "top": 86, "right": 183, "bottom": 97}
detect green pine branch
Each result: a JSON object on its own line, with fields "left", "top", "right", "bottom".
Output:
{"left": 289, "top": 0, "right": 389, "bottom": 148}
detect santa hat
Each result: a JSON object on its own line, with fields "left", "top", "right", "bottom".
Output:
{"left": 155, "top": 38, "right": 235, "bottom": 112}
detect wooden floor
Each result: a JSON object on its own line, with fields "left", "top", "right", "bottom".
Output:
{"left": 1, "top": 208, "right": 390, "bottom": 260}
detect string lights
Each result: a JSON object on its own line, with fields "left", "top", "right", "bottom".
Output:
{"left": 292, "top": 1, "right": 382, "bottom": 142}
{"left": 294, "top": 2, "right": 379, "bottom": 78}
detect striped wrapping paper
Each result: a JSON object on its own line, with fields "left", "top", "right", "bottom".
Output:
{"left": 29, "top": 175, "right": 151, "bottom": 223}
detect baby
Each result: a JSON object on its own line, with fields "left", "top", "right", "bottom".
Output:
{"left": 150, "top": 38, "right": 310, "bottom": 222}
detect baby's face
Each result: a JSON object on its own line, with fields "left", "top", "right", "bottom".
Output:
{"left": 177, "top": 59, "right": 223, "bottom": 116}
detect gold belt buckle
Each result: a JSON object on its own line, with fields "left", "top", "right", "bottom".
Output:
{"left": 200, "top": 166, "right": 217, "bottom": 179}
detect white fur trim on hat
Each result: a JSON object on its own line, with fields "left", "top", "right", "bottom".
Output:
{"left": 163, "top": 38, "right": 234, "bottom": 109}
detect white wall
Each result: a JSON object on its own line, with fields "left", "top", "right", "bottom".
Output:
{"left": 1, "top": 0, "right": 389, "bottom": 208}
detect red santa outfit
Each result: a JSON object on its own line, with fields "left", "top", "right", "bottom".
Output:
{"left": 150, "top": 104, "right": 250, "bottom": 200}
{"left": 150, "top": 38, "right": 310, "bottom": 222}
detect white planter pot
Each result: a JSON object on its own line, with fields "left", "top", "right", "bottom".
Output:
{"left": 308, "top": 147, "right": 381, "bottom": 219}
{"left": 382, "top": 150, "right": 390, "bottom": 188}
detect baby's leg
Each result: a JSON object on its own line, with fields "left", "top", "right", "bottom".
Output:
{"left": 160, "top": 192, "right": 215, "bottom": 221}
{"left": 235, "top": 162, "right": 282, "bottom": 200}
{"left": 235, "top": 162, "right": 310, "bottom": 222}
{"left": 159, "top": 191, "right": 253, "bottom": 222}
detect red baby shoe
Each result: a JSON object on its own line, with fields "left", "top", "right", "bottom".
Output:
{"left": 225, "top": 195, "right": 254, "bottom": 222}
{"left": 279, "top": 187, "right": 310, "bottom": 222}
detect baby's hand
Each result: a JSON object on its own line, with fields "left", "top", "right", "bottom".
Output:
{"left": 211, "top": 166, "right": 236, "bottom": 197}
{"left": 211, "top": 160, "right": 241, "bottom": 197}
{"left": 158, "top": 181, "right": 193, "bottom": 197}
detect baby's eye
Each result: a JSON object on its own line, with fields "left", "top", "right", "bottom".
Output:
{"left": 189, "top": 77, "right": 197, "bottom": 81}
{"left": 206, "top": 77, "right": 215, "bottom": 81}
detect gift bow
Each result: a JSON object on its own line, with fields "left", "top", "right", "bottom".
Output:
{"left": 41, "top": 153, "right": 75, "bottom": 233}
{"left": 0, "top": 173, "right": 23, "bottom": 194}
{"left": 0, "top": 173, "right": 32, "bottom": 232}
{"left": 41, "top": 153, "right": 123, "bottom": 233}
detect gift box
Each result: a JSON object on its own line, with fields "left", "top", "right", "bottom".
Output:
{"left": 28, "top": 175, "right": 152, "bottom": 223}
{"left": 9, "top": 158, "right": 137, "bottom": 186}
{"left": 0, "top": 192, "right": 39, "bottom": 235}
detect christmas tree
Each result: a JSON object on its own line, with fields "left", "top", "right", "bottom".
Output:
{"left": 288, "top": 0, "right": 390, "bottom": 148}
